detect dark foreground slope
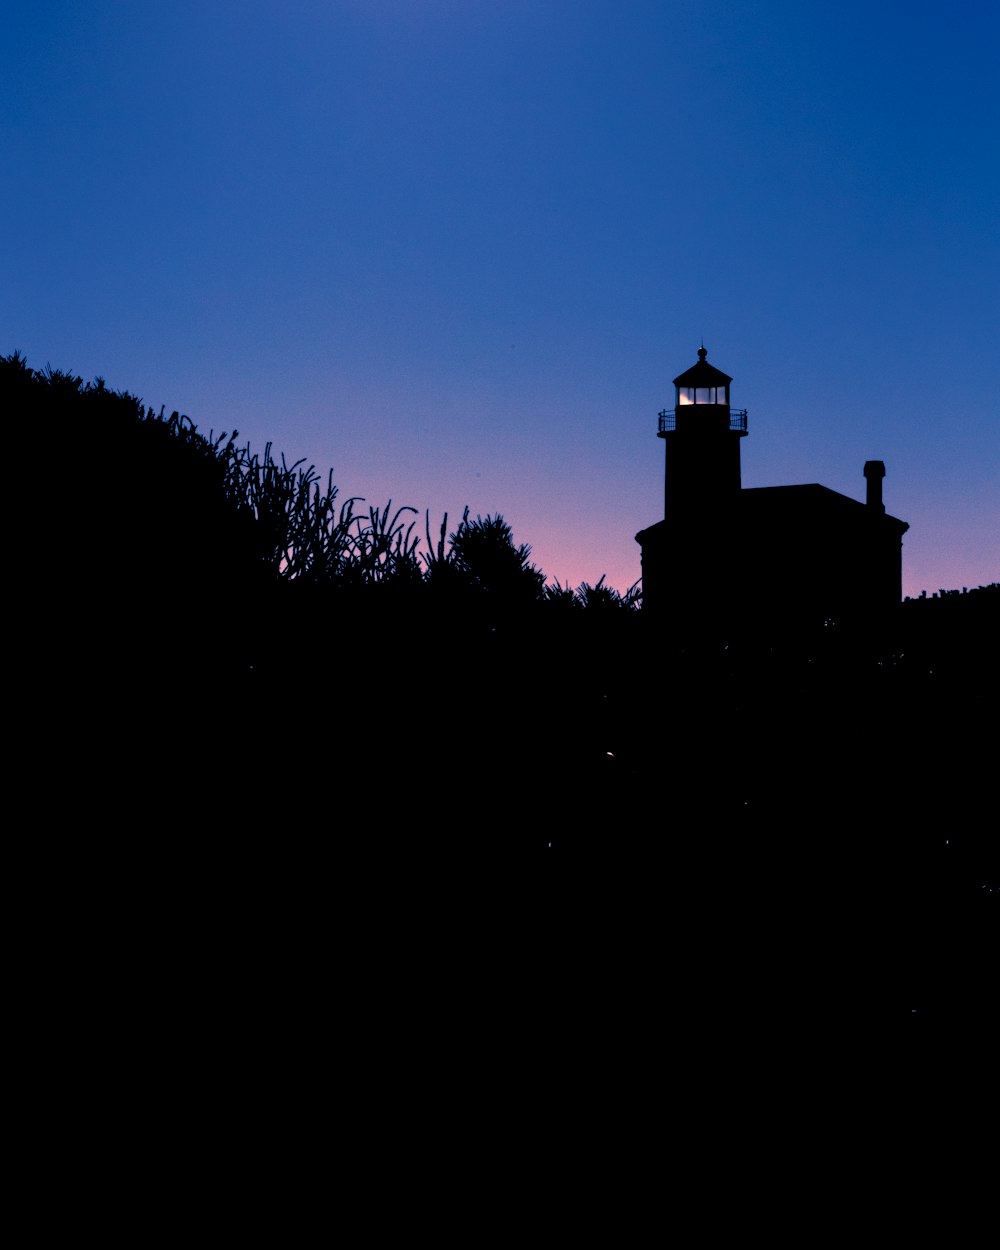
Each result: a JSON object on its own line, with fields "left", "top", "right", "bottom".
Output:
{"left": 7, "top": 356, "right": 995, "bottom": 1055}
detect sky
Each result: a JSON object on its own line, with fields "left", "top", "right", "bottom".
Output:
{"left": 3, "top": 0, "right": 998, "bottom": 597}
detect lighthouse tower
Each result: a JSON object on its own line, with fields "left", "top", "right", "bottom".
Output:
{"left": 634, "top": 346, "right": 748, "bottom": 622}
{"left": 659, "top": 346, "right": 748, "bottom": 519}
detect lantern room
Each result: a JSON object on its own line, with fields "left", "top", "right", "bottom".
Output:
{"left": 658, "top": 345, "right": 747, "bottom": 438}
{"left": 673, "top": 345, "right": 732, "bottom": 407}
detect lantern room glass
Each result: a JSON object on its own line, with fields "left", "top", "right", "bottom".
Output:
{"left": 677, "top": 385, "right": 727, "bottom": 405}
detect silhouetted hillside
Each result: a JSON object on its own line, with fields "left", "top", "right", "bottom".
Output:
{"left": 6, "top": 353, "right": 995, "bottom": 1033}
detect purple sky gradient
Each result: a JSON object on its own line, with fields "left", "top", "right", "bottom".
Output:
{"left": 4, "top": 0, "right": 997, "bottom": 596}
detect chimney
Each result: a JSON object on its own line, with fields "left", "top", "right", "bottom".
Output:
{"left": 864, "top": 460, "right": 886, "bottom": 512}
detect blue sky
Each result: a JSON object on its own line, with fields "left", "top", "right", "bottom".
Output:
{"left": 3, "top": 0, "right": 997, "bottom": 595}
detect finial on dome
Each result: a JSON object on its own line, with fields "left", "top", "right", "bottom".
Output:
{"left": 697, "top": 345, "right": 708, "bottom": 362}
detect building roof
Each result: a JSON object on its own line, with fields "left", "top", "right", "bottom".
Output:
{"left": 635, "top": 483, "right": 909, "bottom": 545}
{"left": 741, "top": 484, "right": 909, "bottom": 534}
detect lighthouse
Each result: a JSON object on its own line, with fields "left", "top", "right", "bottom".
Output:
{"left": 636, "top": 346, "right": 908, "bottom": 633}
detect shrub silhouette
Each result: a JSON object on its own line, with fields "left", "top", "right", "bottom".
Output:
{"left": 574, "top": 574, "right": 641, "bottom": 613}
{"left": 446, "top": 509, "right": 545, "bottom": 604}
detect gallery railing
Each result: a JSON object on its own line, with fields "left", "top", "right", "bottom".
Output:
{"left": 658, "top": 408, "right": 748, "bottom": 434}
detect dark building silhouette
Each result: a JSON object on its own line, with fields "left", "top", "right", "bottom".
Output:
{"left": 635, "top": 348, "right": 909, "bottom": 631}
